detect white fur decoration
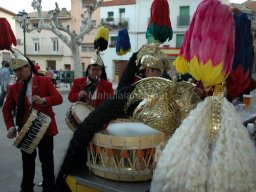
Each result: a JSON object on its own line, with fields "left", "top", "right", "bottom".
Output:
{"left": 150, "top": 97, "right": 256, "bottom": 192}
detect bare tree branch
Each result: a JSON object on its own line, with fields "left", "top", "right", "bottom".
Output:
{"left": 76, "top": 1, "right": 102, "bottom": 43}
{"left": 29, "top": 0, "right": 101, "bottom": 77}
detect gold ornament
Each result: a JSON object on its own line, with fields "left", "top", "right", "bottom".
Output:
{"left": 168, "top": 80, "right": 201, "bottom": 120}
{"left": 136, "top": 42, "right": 170, "bottom": 70}
{"left": 126, "top": 77, "right": 201, "bottom": 135}
{"left": 209, "top": 82, "right": 225, "bottom": 144}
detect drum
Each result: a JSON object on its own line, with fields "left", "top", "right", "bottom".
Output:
{"left": 86, "top": 119, "right": 168, "bottom": 182}
{"left": 13, "top": 109, "right": 51, "bottom": 154}
{"left": 65, "top": 101, "right": 94, "bottom": 131}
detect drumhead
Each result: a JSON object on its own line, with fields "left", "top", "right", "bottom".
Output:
{"left": 72, "top": 102, "right": 93, "bottom": 124}
{"left": 102, "top": 121, "right": 159, "bottom": 136}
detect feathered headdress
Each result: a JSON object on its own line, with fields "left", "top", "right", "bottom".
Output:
{"left": 146, "top": 0, "right": 173, "bottom": 43}
{"left": 151, "top": 1, "right": 256, "bottom": 191}
{"left": 94, "top": 26, "right": 109, "bottom": 51}
{"left": 0, "top": 18, "right": 17, "bottom": 50}
{"left": 116, "top": 28, "right": 131, "bottom": 56}
{"left": 226, "top": 12, "right": 254, "bottom": 100}
{"left": 174, "top": 0, "right": 235, "bottom": 89}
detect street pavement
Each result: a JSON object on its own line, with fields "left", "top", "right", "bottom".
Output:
{"left": 0, "top": 90, "right": 73, "bottom": 192}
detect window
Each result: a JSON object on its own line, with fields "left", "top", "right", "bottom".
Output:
{"left": 64, "top": 64, "right": 71, "bottom": 70}
{"left": 119, "top": 8, "right": 125, "bottom": 22}
{"left": 2, "top": 52, "right": 11, "bottom": 61}
{"left": 47, "top": 60, "right": 56, "bottom": 70}
{"left": 33, "top": 38, "right": 40, "bottom": 52}
{"left": 91, "top": 20, "right": 96, "bottom": 27}
{"left": 82, "top": 63, "right": 85, "bottom": 71}
{"left": 82, "top": 0, "right": 95, "bottom": 8}
{"left": 119, "top": 8, "right": 125, "bottom": 14}
{"left": 107, "top": 12, "right": 114, "bottom": 21}
{"left": 81, "top": 43, "right": 94, "bottom": 52}
{"left": 178, "top": 6, "right": 190, "bottom": 26}
{"left": 52, "top": 38, "right": 59, "bottom": 52}
{"left": 109, "top": 36, "right": 117, "bottom": 47}
{"left": 176, "top": 34, "right": 185, "bottom": 48}
{"left": 33, "top": 23, "right": 38, "bottom": 28}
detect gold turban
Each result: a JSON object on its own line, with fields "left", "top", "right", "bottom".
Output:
{"left": 136, "top": 42, "right": 170, "bottom": 70}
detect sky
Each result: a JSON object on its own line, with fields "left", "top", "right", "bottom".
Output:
{"left": 0, "top": 0, "right": 71, "bottom": 14}
{"left": 0, "top": 0, "right": 247, "bottom": 14}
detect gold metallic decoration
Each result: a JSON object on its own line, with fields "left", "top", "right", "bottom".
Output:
{"left": 209, "top": 82, "right": 225, "bottom": 144}
{"left": 9, "top": 47, "right": 29, "bottom": 70}
{"left": 168, "top": 81, "right": 201, "bottom": 120}
{"left": 90, "top": 53, "right": 103, "bottom": 67}
{"left": 126, "top": 77, "right": 201, "bottom": 135}
{"left": 126, "top": 77, "right": 179, "bottom": 134}
{"left": 126, "top": 77, "right": 175, "bottom": 109}
{"left": 140, "top": 55, "right": 164, "bottom": 70}
{"left": 136, "top": 42, "right": 170, "bottom": 70}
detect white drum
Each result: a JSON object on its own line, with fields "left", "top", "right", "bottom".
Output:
{"left": 14, "top": 109, "right": 51, "bottom": 154}
{"left": 65, "top": 102, "right": 94, "bottom": 131}
{"left": 86, "top": 119, "right": 168, "bottom": 182}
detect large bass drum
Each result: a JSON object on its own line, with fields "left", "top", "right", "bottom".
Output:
{"left": 65, "top": 101, "right": 94, "bottom": 131}
{"left": 86, "top": 119, "right": 168, "bottom": 182}
{"left": 14, "top": 109, "right": 51, "bottom": 154}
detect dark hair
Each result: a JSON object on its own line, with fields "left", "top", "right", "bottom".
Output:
{"left": 1, "top": 60, "right": 9, "bottom": 67}
{"left": 85, "top": 64, "right": 108, "bottom": 80}
{"left": 25, "top": 56, "right": 38, "bottom": 75}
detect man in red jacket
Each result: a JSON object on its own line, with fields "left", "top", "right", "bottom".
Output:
{"left": 68, "top": 54, "right": 114, "bottom": 108}
{"left": 2, "top": 48, "right": 63, "bottom": 192}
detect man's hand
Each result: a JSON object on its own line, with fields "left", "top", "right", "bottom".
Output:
{"left": 7, "top": 127, "right": 17, "bottom": 139}
{"left": 32, "top": 95, "right": 47, "bottom": 105}
{"left": 78, "top": 90, "right": 87, "bottom": 101}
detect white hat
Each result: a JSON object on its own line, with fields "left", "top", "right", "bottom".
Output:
{"left": 9, "top": 48, "right": 29, "bottom": 70}
{"left": 89, "top": 54, "right": 103, "bottom": 67}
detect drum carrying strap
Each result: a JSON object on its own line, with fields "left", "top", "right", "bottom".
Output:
{"left": 16, "top": 76, "right": 31, "bottom": 131}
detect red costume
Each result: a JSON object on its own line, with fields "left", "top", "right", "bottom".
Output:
{"left": 2, "top": 75, "right": 63, "bottom": 135}
{"left": 68, "top": 77, "right": 114, "bottom": 108}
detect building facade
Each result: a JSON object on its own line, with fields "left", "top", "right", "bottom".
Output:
{"left": 97, "top": 0, "right": 202, "bottom": 82}
{"left": 2, "top": 0, "right": 248, "bottom": 81}
{"left": 14, "top": 8, "right": 73, "bottom": 71}
{"left": 71, "top": 0, "right": 101, "bottom": 72}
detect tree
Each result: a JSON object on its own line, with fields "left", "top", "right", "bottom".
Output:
{"left": 30, "top": 0, "right": 102, "bottom": 78}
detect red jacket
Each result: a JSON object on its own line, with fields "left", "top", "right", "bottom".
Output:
{"left": 2, "top": 75, "right": 63, "bottom": 136}
{"left": 68, "top": 77, "right": 114, "bottom": 107}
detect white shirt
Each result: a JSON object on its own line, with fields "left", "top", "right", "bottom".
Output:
{"left": 26, "top": 75, "right": 33, "bottom": 104}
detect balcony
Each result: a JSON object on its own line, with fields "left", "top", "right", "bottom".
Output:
{"left": 26, "top": 45, "right": 65, "bottom": 56}
{"left": 177, "top": 15, "right": 190, "bottom": 27}
{"left": 101, "top": 18, "right": 129, "bottom": 30}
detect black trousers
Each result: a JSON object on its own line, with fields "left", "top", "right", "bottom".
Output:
{"left": 21, "top": 136, "right": 55, "bottom": 192}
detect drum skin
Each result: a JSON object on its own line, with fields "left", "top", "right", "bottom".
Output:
{"left": 65, "top": 102, "right": 93, "bottom": 131}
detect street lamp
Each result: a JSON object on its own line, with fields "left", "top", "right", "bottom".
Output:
{"left": 16, "top": 10, "right": 30, "bottom": 56}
